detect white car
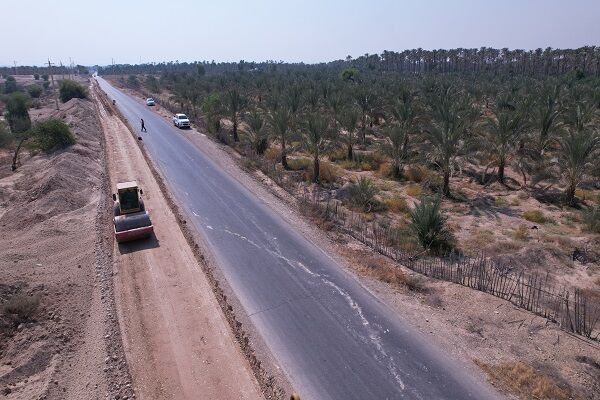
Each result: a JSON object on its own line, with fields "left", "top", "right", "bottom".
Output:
{"left": 172, "top": 113, "right": 190, "bottom": 129}
{"left": 146, "top": 98, "right": 155, "bottom": 106}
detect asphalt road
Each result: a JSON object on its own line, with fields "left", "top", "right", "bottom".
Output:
{"left": 96, "top": 77, "right": 501, "bottom": 400}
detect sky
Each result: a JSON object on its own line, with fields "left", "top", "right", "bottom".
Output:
{"left": 2, "top": 0, "right": 600, "bottom": 67}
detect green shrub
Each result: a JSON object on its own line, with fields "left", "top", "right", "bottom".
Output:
{"left": 6, "top": 92, "right": 31, "bottom": 133}
{"left": 127, "top": 75, "right": 140, "bottom": 89}
{"left": 0, "top": 122, "right": 14, "bottom": 147}
{"left": 59, "top": 79, "right": 87, "bottom": 102}
{"left": 41, "top": 74, "right": 49, "bottom": 81}
{"left": 522, "top": 210, "right": 546, "bottom": 224}
{"left": 349, "top": 177, "right": 379, "bottom": 211}
{"left": 32, "top": 118, "right": 75, "bottom": 152}
{"left": 34, "top": 73, "right": 40, "bottom": 80}
{"left": 27, "top": 84, "right": 43, "bottom": 98}
{"left": 43, "top": 81, "right": 50, "bottom": 90}
{"left": 583, "top": 207, "right": 600, "bottom": 233}
{"left": 4, "top": 75, "right": 17, "bottom": 93}
{"left": 409, "top": 196, "right": 453, "bottom": 251}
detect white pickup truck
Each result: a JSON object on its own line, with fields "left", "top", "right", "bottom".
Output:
{"left": 172, "top": 113, "right": 190, "bottom": 129}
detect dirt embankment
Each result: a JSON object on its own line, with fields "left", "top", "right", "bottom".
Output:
{"left": 0, "top": 96, "right": 132, "bottom": 399}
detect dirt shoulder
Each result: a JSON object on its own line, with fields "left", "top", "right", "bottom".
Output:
{"left": 0, "top": 93, "right": 133, "bottom": 399}
{"left": 92, "top": 85, "right": 264, "bottom": 399}
{"left": 127, "top": 88, "right": 600, "bottom": 400}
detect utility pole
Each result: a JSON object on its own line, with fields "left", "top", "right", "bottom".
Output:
{"left": 69, "top": 57, "right": 73, "bottom": 78}
{"left": 48, "top": 59, "right": 60, "bottom": 110}
{"left": 59, "top": 61, "right": 65, "bottom": 80}
{"left": 13, "top": 61, "right": 17, "bottom": 75}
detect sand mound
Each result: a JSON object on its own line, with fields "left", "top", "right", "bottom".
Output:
{"left": 0, "top": 96, "right": 106, "bottom": 399}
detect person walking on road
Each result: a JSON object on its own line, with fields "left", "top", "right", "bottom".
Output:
{"left": 141, "top": 118, "right": 147, "bottom": 132}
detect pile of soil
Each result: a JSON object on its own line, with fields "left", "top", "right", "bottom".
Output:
{"left": 0, "top": 97, "right": 131, "bottom": 399}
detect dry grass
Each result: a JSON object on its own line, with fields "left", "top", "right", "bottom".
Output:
{"left": 595, "top": 277, "right": 600, "bottom": 287}
{"left": 405, "top": 165, "right": 429, "bottom": 183}
{"left": 405, "top": 184, "right": 423, "bottom": 198}
{"left": 523, "top": 210, "right": 547, "bottom": 224}
{"left": 383, "top": 197, "right": 410, "bottom": 213}
{"left": 575, "top": 188, "right": 600, "bottom": 204}
{"left": 366, "top": 259, "right": 426, "bottom": 292}
{"left": 464, "top": 229, "right": 495, "bottom": 251}
{"left": 304, "top": 161, "right": 341, "bottom": 183}
{"left": 465, "top": 321, "right": 484, "bottom": 336}
{"left": 513, "top": 225, "right": 530, "bottom": 241}
{"left": 477, "top": 361, "right": 575, "bottom": 400}
{"left": 264, "top": 147, "right": 281, "bottom": 161}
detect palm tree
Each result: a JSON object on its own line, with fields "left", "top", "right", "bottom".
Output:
{"left": 389, "top": 88, "right": 417, "bottom": 165}
{"left": 559, "top": 126, "right": 600, "bottom": 206}
{"left": 225, "top": 89, "right": 247, "bottom": 142}
{"left": 303, "top": 113, "right": 330, "bottom": 183}
{"left": 426, "top": 84, "right": 476, "bottom": 196}
{"left": 337, "top": 107, "right": 359, "bottom": 160}
{"left": 484, "top": 97, "right": 527, "bottom": 183}
{"left": 354, "top": 89, "right": 375, "bottom": 144}
{"left": 328, "top": 91, "right": 345, "bottom": 131}
{"left": 244, "top": 111, "right": 268, "bottom": 155}
{"left": 269, "top": 108, "right": 291, "bottom": 169}
{"left": 381, "top": 124, "right": 409, "bottom": 178}
{"left": 534, "top": 84, "right": 561, "bottom": 157}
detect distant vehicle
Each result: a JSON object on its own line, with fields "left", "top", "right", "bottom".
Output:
{"left": 146, "top": 98, "right": 155, "bottom": 106}
{"left": 172, "top": 113, "right": 190, "bottom": 129}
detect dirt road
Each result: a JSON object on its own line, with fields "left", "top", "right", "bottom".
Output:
{"left": 93, "top": 89, "right": 262, "bottom": 400}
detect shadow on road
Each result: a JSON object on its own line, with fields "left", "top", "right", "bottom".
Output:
{"left": 118, "top": 235, "right": 160, "bottom": 254}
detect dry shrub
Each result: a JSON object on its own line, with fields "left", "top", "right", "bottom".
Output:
{"left": 376, "top": 162, "right": 394, "bottom": 178}
{"left": 264, "top": 147, "right": 281, "bottom": 161}
{"left": 477, "top": 361, "right": 574, "bottom": 400}
{"left": 405, "top": 165, "right": 429, "bottom": 183}
{"left": 465, "top": 322, "right": 484, "bottom": 336}
{"left": 523, "top": 210, "right": 547, "bottom": 224}
{"left": 595, "top": 277, "right": 600, "bottom": 287}
{"left": 2, "top": 294, "right": 41, "bottom": 322}
{"left": 304, "top": 161, "right": 341, "bottom": 184}
{"left": 384, "top": 197, "right": 410, "bottom": 213}
{"left": 513, "top": 225, "right": 530, "bottom": 241}
{"left": 405, "top": 184, "right": 423, "bottom": 198}
{"left": 328, "top": 148, "right": 347, "bottom": 162}
{"left": 464, "top": 230, "right": 495, "bottom": 252}
{"left": 576, "top": 188, "right": 600, "bottom": 204}
{"left": 426, "top": 292, "right": 443, "bottom": 307}
{"left": 367, "top": 259, "right": 426, "bottom": 291}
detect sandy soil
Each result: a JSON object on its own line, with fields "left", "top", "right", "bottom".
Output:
{"left": 0, "top": 93, "right": 133, "bottom": 399}
{"left": 92, "top": 86, "right": 263, "bottom": 399}
{"left": 123, "top": 88, "right": 600, "bottom": 399}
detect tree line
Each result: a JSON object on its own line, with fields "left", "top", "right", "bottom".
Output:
{"left": 99, "top": 46, "right": 600, "bottom": 77}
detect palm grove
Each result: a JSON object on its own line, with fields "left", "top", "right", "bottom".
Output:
{"left": 100, "top": 47, "right": 600, "bottom": 249}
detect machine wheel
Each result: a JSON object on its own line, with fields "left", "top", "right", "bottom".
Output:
{"left": 113, "top": 203, "right": 121, "bottom": 216}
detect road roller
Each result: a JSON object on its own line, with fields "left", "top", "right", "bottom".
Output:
{"left": 113, "top": 181, "right": 154, "bottom": 243}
